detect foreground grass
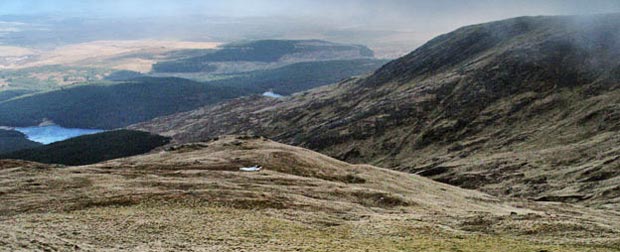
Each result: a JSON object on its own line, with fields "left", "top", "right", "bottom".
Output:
{"left": 3, "top": 201, "right": 618, "bottom": 252}
{"left": 1, "top": 137, "right": 618, "bottom": 251}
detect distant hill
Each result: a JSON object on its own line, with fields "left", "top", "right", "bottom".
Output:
{"left": 0, "top": 77, "right": 249, "bottom": 129}
{"left": 0, "top": 129, "right": 42, "bottom": 154}
{"left": 103, "top": 70, "right": 145, "bottom": 81}
{"left": 0, "top": 90, "right": 31, "bottom": 102}
{"left": 0, "top": 130, "right": 169, "bottom": 165}
{"left": 208, "top": 59, "right": 387, "bottom": 95}
{"left": 152, "top": 40, "right": 375, "bottom": 74}
{"left": 0, "top": 58, "right": 385, "bottom": 129}
{"left": 0, "top": 40, "right": 384, "bottom": 129}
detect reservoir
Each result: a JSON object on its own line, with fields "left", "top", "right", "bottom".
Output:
{"left": 14, "top": 125, "right": 104, "bottom": 144}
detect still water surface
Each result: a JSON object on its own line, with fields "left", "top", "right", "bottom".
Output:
{"left": 14, "top": 125, "right": 104, "bottom": 144}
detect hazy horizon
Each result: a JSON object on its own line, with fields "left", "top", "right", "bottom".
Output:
{"left": 2, "top": 1, "right": 620, "bottom": 57}
{"left": 4, "top": 1, "right": 619, "bottom": 25}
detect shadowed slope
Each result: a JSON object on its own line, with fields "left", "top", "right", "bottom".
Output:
{"left": 0, "top": 129, "right": 42, "bottom": 154}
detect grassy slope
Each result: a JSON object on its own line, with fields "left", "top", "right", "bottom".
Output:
{"left": 0, "top": 130, "right": 169, "bottom": 165}
{"left": 0, "top": 136, "right": 618, "bottom": 251}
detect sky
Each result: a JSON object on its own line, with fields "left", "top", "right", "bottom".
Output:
{"left": 2, "top": 0, "right": 620, "bottom": 32}
{"left": 1, "top": 0, "right": 620, "bottom": 56}
{"left": 2, "top": 1, "right": 619, "bottom": 18}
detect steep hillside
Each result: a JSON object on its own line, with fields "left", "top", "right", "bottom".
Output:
{"left": 1, "top": 136, "right": 618, "bottom": 250}
{"left": 0, "top": 130, "right": 169, "bottom": 165}
{"left": 152, "top": 40, "right": 375, "bottom": 74}
{"left": 0, "top": 129, "right": 42, "bottom": 154}
{"left": 131, "top": 14, "right": 620, "bottom": 208}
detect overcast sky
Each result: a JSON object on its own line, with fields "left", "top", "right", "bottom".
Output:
{"left": 2, "top": 0, "right": 620, "bottom": 56}
{"left": 3, "top": 1, "right": 620, "bottom": 30}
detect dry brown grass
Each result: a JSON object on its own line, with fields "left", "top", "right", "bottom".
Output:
{"left": 1, "top": 136, "right": 618, "bottom": 251}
